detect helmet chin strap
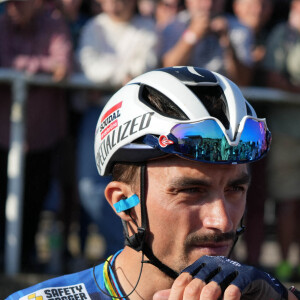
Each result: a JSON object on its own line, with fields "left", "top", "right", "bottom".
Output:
{"left": 122, "top": 164, "right": 179, "bottom": 279}
{"left": 122, "top": 164, "right": 245, "bottom": 280}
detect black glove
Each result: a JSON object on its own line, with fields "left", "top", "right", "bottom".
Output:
{"left": 181, "top": 255, "right": 288, "bottom": 300}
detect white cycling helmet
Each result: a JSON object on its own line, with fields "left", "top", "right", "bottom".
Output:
{"left": 95, "top": 66, "right": 271, "bottom": 176}
{"left": 94, "top": 66, "right": 271, "bottom": 281}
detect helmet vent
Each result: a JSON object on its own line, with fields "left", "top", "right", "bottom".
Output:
{"left": 188, "top": 85, "right": 230, "bottom": 129}
{"left": 139, "top": 85, "right": 189, "bottom": 120}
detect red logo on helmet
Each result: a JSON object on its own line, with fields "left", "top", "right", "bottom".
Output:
{"left": 159, "top": 135, "right": 174, "bottom": 148}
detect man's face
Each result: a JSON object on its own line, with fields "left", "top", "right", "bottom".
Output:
{"left": 289, "top": 0, "right": 300, "bottom": 32}
{"left": 234, "top": 0, "right": 273, "bottom": 32}
{"left": 145, "top": 156, "right": 249, "bottom": 273}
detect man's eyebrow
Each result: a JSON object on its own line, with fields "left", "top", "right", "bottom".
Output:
{"left": 169, "top": 177, "right": 212, "bottom": 188}
{"left": 228, "top": 173, "right": 252, "bottom": 186}
{"left": 169, "top": 172, "right": 251, "bottom": 189}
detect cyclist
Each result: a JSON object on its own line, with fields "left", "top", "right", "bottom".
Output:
{"left": 7, "top": 66, "right": 300, "bottom": 299}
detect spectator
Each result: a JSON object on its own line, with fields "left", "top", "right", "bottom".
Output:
{"left": 155, "top": 0, "right": 183, "bottom": 32}
{"left": 263, "top": 0, "right": 300, "bottom": 282}
{"left": 78, "top": 0, "right": 158, "bottom": 87}
{"left": 47, "top": 3, "right": 91, "bottom": 268}
{"left": 159, "top": 0, "right": 254, "bottom": 86}
{"left": 233, "top": 0, "right": 273, "bottom": 84}
{"left": 232, "top": 0, "right": 274, "bottom": 268}
{"left": 137, "top": 0, "right": 184, "bottom": 33}
{"left": 138, "top": 0, "right": 156, "bottom": 18}
{"left": 0, "top": 0, "right": 72, "bottom": 272}
{"left": 54, "top": 0, "right": 90, "bottom": 50}
{"left": 76, "top": 0, "right": 158, "bottom": 259}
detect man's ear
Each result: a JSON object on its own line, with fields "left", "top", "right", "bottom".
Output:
{"left": 105, "top": 181, "right": 133, "bottom": 222}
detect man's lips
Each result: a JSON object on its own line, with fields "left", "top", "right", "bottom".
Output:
{"left": 197, "top": 241, "right": 231, "bottom": 247}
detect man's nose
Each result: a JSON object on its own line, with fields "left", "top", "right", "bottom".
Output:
{"left": 202, "top": 195, "right": 233, "bottom": 233}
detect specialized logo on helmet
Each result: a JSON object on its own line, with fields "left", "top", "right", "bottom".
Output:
{"left": 159, "top": 135, "right": 174, "bottom": 148}
{"left": 19, "top": 284, "right": 91, "bottom": 300}
{"left": 96, "top": 112, "right": 155, "bottom": 171}
{"left": 100, "top": 101, "right": 122, "bottom": 140}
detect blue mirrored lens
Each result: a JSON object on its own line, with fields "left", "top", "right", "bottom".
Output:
{"left": 156, "top": 119, "right": 270, "bottom": 163}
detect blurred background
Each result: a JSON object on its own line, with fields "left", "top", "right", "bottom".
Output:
{"left": 1, "top": 0, "right": 300, "bottom": 297}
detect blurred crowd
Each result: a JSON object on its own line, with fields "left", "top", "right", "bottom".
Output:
{"left": 0, "top": 0, "right": 300, "bottom": 283}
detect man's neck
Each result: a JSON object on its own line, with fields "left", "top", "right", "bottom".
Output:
{"left": 113, "top": 247, "right": 174, "bottom": 300}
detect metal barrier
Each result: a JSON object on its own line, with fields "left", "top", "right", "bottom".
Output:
{"left": 0, "top": 69, "right": 107, "bottom": 276}
{"left": 0, "top": 68, "right": 299, "bottom": 275}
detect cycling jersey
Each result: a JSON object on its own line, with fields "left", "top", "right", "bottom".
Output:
{"left": 6, "top": 250, "right": 124, "bottom": 300}
{"left": 7, "top": 251, "right": 295, "bottom": 300}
